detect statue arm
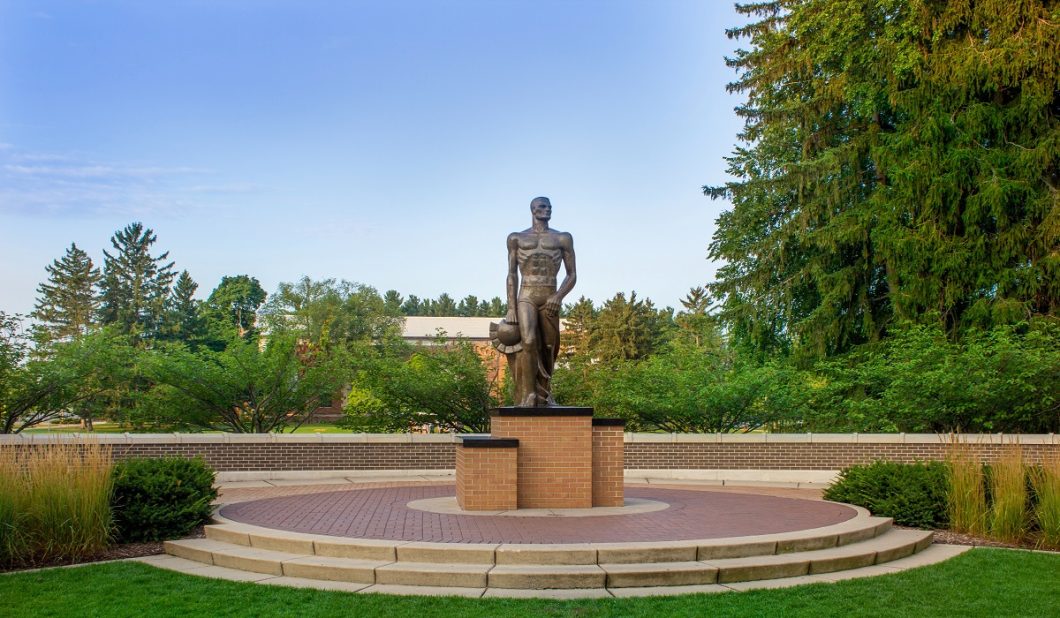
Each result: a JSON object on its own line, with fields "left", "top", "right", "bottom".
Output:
{"left": 544, "top": 233, "right": 577, "bottom": 317}
{"left": 506, "top": 233, "right": 520, "bottom": 323}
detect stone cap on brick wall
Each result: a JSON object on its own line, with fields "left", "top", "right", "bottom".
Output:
{"left": 623, "top": 433, "right": 1059, "bottom": 444}
{"left": 1, "top": 431, "right": 1055, "bottom": 445}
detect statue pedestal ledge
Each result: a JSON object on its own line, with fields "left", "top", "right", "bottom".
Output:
{"left": 454, "top": 407, "right": 625, "bottom": 511}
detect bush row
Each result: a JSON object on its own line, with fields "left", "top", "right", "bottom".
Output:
{"left": 825, "top": 455, "right": 1060, "bottom": 549}
{"left": 1, "top": 449, "right": 216, "bottom": 570}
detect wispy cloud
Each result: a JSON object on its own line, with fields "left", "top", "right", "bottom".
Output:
{"left": 4, "top": 164, "right": 206, "bottom": 179}
{"left": 0, "top": 145, "right": 257, "bottom": 218}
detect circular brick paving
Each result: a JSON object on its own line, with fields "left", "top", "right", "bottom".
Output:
{"left": 218, "top": 486, "right": 857, "bottom": 544}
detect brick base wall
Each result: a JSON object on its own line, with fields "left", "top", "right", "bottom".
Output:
{"left": 592, "top": 422, "right": 625, "bottom": 507}
{"left": 456, "top": 441, "right": 517, "bottom": 510}
{"left": 3, "top": 434, "right": 1056, "bottom": 474}
{"left": 623, "top": 441, "right": 1059, "bottom": 470}
{"left": 490, "top": 414, "right": 593, "bottom": 508}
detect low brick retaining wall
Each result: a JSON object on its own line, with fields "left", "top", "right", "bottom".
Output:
{"left": 2, "top": 433, "right": 1055, "bottom": 480}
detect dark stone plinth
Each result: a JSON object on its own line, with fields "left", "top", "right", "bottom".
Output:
{"left": 459, "top": 437, "right": 519, "bottom": 448}
{"left": 490, "top": 406, "right": 594, "bottom": 417}
{"left": 592, "top": 418, "right": 626, "bottom": 426}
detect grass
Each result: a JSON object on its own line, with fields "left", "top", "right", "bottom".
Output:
{"left": 946, "top": 437, "right": 987, "bottom": 535}
{"left": 1032, "top": 454, "right": 1060, "bottom": 549}
{"left": 0, "top": 441, "right": 113, "bottom": 569}
{"left": 988, "top": 444, "right": 1027, "bottom": 543}
{"left": 0, "top": 548, "right": 1058, "bottom": 617}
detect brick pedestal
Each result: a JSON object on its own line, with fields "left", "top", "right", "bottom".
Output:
{"left": 491, "top": 407, "right": 594, "bottom": 509}
{"left": 456, "top": 438, "right": 518, "bottom": 511}
{"left": 592, "top": 418, "right": 626, "bottom": 507}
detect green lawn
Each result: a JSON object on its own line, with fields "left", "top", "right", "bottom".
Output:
{"left": 1, "top": 548, "right": 1057, "bottom": 617}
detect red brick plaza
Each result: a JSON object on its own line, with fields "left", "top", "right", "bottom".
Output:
{"left": 456, "top": 407, "right": 625, "bottom": 511}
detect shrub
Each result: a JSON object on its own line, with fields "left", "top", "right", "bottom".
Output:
{"left": 111, "top": 457, "right": 216, "bottom": 543}
{"left": 823, "top": 461, "right": 949, "bottom": 528}
{"left": 0, "top": 441, "right": 113, "bottom": 569}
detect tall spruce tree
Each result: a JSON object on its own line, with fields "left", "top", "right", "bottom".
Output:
{"left": 31, "top": 243, "right": 100, "bottom": 348}
{"left": 165, "top": 270, "right": 203, "bottom": 344}
{"left": 97, "top": 222, "right": 177, "bottom": 341}
{"left": 706, "top": 0, "right": 1059, "bottom": 358}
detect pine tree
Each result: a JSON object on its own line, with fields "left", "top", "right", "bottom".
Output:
{"left": 590, "top": 292, "right": 666, "bottom": 362}
{"left": 706, "top": 0, "right": 1059, "bottom": 358}
{"left": 97, "top": 222, "right": 177, "bottom": 341}
{"left": 401, "top": 295, "right": 422, "bottom": 316}
{"left": 382, "top": 290, "right": 404, "bottom": 316}
{"left": 457, "top": 295, "right": 480, "bottom": 317}
{"left": 488, "top": 297, "right": 506, "bottom": 316}
{"left": 560, "top": 296, "right": 597, "bottom": 360}
{"left": 31, "top": 243, "right": 100, "bottom": 347}
{"left": 433, "top": 293, "right": 457, "bottom": 316}
{"left": 165, "top": 270, "right": 202, "bottom": 344}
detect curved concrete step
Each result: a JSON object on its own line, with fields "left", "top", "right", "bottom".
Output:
{"left": 205, "top": 507, "right": 892, "bottom": 566}
{"left": 164, "top": 528, "right": 932, "bottom": 590}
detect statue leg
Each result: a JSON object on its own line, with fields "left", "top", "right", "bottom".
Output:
{"left": 537, "top": 309, "right": 560, "bottom": 404}
{"left": 514, "top": 301, "right": 540, "bottom": 407}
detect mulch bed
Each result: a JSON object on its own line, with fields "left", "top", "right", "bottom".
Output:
{"left": 897, "top": 525, "right": 1056, "bottom": 552}
{"left": 0, "top": 527, "right": 203, "bottom": 574}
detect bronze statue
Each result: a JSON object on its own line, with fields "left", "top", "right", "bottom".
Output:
{"left": 490, "top": 197, "right": 577, "bottom": 406}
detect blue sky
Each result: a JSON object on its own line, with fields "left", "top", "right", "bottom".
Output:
{"left": 0, "top": 1, "right": 747, "bottom": 317}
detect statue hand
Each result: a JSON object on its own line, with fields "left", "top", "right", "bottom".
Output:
{"left": 506, "top": 310, "right": 518, "bottom": 324}
{"left": 543, "top": 297, "right": 561, "bottom": 317}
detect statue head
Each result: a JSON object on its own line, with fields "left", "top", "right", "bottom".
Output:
{"left": 530, "top": 196, "right": 551, "bottom": 222}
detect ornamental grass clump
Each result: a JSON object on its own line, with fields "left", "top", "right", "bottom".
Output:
{"left": 0, "top": 441, "right": 113, "bottom": 569}
{"left": 1031, "top": 454, "right": 1060, "bottom": 549}
{"left": 987, "top": 444, "right": 1027, "bottom": 543}
{"left": 946, "top": 436, "right": 987, "bottom": 536}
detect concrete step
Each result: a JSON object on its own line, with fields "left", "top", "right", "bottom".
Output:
{"left": 706, "top": 529, "right": 932, "bottom": 584}
{"left": 166, "top": 527, "right": 932, "bottom": 590}
{"left": 205, "top": 509, "right": 891, "bottom": 566}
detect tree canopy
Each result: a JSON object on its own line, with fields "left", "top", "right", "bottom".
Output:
{"left": 31, "top": 243, "right": 100, "bottom": 350}
{"left": 97, "top": 223, "right": 177, "bottom": 342}
{"left": 706, "top": 0, "right": 1059, "bottom": 358}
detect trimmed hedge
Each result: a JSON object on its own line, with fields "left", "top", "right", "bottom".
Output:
{"left": 824, "top": 460, "right": 949, "bottom": 528}
{"left": 111, "top": 457, "right": 217, "bottom": 543}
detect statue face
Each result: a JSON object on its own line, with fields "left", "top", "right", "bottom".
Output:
{"left": 530, "top": 199, "right": 552, "bottom": 221}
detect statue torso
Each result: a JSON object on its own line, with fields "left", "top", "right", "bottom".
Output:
{"left": 515, "top": 232, "right": 564, "bottom": 286}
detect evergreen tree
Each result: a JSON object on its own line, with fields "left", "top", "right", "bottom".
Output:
{"left": 457, "top": 295, "right": 480, "bottom": 317}
{"left": 97, "top": 223, "right": 177, "bottom": 341}
{"left": 382, "top": 290, "right": 404, "bottom": 316}
{"left": 433, "top": 293, "right": 457, "bottom": 316}
{"left": 165, "top": 270, "right": 202, "bottom": 344}
{"left": 401, "top": 294, "right": 422, "bottom": 316}
{"left": 680, "top": 286, "right": 710, "bottom": 314}
{"left": 31, "top": 243, "right": 100, "bottom": 348}
{"left": 488, "top": 296, "right": 506, "bottom": 316}
{"left": 706, "top": 0, "right": 1059, "bottom": 358}
{"left": 560, "top": 296, "right": 597, "bottom": 360}
{"left": 590, "top": 292, "right": 668, "bottom": 362}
